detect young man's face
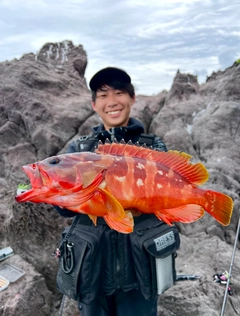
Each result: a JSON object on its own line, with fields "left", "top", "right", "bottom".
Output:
{"left": 92, "top": 86, "right": 135, "bottom": 130}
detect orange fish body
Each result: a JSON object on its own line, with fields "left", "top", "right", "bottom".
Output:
{"left": 15, "top": 142, "right": 233, "bottom": 233}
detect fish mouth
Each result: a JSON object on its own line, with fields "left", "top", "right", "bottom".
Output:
{"left": 15, "top": 187, "right": 34, "bottom": 202}
{"left": 22, "top": 164, "right": 43, "bottom": 188}
{"left": 15, "top": 164, "right": 44, "bottom": 202}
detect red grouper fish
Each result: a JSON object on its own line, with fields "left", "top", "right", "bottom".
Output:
{"left": 15, "top": 142, "right": 234, "bottom": 234}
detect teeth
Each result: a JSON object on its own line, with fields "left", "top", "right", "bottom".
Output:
{"left": 108, "top": 110, "right": 120, "bottom": 115}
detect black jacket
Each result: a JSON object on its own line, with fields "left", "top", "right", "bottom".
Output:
{"left": 56, "top": 118, "right": 167, "bottom": 299}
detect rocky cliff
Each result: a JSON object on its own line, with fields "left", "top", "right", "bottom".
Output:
{"left": 0, "top": 41, "right": 239, "bottom": 316}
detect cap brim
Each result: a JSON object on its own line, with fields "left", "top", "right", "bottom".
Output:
{"left": 89, "top": 67, "right": 131, "bottom": 91}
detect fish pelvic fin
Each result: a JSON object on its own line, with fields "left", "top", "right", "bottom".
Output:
{"left": 204, "top": 190, "right": 233, "bottom": 226}
{"left": 155, "top": 204, "right": 205, "bottom": 225}
{"left": 72, "top": 188, "right": 125, "bottom": 220}
{"left": 97, "top": 188, "right": 125, "bottom": 220}
{"left": 104, "top": 210, "right": 134, "bottom": 234}
{"left": 88, "top": 215, "right": 97, "bottom": 226}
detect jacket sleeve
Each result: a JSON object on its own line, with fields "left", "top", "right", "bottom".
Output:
{"left": 54, "top": 205, "right": 76, "bottom": 218}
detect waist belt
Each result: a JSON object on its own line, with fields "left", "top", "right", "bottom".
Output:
{"left": 77, "top": 213, "right": 158, "bottom": 227}
{"left": 77, "top": 214, "right": 107, "bottom": 226}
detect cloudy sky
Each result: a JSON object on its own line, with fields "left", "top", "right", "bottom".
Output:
{"left": 1, "top": 0, "right": 240, "bottom": 95}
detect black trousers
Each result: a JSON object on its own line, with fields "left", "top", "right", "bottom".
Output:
{"left": 78, "top": 289, "right": 158, "bottom": 316}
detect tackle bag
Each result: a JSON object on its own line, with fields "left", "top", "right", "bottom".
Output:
{"left": 56, "top": 216, "right": 106, "bottom": 304}
{"left": 130, "top": 215, "right": 180, "bottom": 300}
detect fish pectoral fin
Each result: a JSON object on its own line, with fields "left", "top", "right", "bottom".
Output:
{"left": 155, "top": 205, "right": 205, "bottom": 225}
{"left": 97, "top": 188, "right": 125, "bottom": 220}
{"left": 104, "top": 210, "right": 134, "bottom": 234}
{"left": 66, "top": 170, "right": 106, "bottom": 205}
{"left": 74, "top": 169, "right": 105, "bottom": 192}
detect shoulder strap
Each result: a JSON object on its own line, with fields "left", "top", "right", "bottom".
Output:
{"left": 59, "top": 215, "right": 80, "bottom": 250}
{"left": 138, "top": 133, "right": 167, "bottom": 152}
{"left": 138, "top": 133, "right": 156, "bottom": 146}
{"left": 74, "top": 133, "right": 98, "bottom": 152}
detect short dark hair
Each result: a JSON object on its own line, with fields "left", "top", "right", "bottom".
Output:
{"left": 89, "top": 67, "right": 135, "bottom": 102}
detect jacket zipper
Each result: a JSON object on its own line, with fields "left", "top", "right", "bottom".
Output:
{"left": 108, "top": 129, "right": 122, "bottom": 290}
{"left": 108, "top": 128, "right": 115, "bottom": 142}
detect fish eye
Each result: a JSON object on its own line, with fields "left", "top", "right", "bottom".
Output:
{"left": 49, "top": 157, "right": 61, "bottom": 165}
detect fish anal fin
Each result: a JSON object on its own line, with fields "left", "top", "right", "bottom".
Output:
{"left": 155, "top": 204, "right": 205, "bottom": 225}
{"left": 104, "top": 210, "right": 133, "bottom": 234}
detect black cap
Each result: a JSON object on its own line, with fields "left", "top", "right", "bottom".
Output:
{"left": 89, "top": 67, "right": 131, "bottom": 91}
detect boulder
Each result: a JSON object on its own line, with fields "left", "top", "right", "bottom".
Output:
{"left": 0, "top": 41, "right": 239, "bottom": 316}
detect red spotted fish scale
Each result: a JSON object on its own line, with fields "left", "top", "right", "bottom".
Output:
{"left": 15, "top": 142, "right": 234, "bottom": 233}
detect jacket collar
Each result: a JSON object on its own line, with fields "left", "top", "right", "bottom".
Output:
{"left": 91, "top": 118, "right": 145, "bottom": 143}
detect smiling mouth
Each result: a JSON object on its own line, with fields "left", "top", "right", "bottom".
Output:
{"left": 107, "top": 110, "right": 121, "bottom": 115}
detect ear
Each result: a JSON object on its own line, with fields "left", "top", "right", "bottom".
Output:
{"left": 92, "top": 102, "right": 97, "bottom": 111}
{"left": 131, "top": 95, "right": 136, "bottom": 107}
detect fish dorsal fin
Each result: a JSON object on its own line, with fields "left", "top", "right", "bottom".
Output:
{"left": 96, "top": 143, "right": 209, "bottom": 186}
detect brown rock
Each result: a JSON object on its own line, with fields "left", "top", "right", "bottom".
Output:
{"left": 0, "top": 41, "right": 239, "bottom": 316}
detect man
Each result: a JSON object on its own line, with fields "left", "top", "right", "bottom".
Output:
{"left": 56, "top": 67, "right": 167, "bottom": 316}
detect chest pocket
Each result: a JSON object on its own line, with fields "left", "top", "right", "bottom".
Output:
{"left": 75, "top": 135, "right": 99, "bottom": 152}
{"left": 130, "top": 215, "right": 180, "bottom": 299}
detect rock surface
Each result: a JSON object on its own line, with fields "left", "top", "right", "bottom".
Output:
{"left": 0, "top": 41, "right": 239, "bottom": 316}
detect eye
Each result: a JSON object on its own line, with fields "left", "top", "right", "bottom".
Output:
{"left": 97, "top": 93, "right": 107, "bottom": 99}
{"left": 116, "top": 91, "right": 123, "bottom": 96}
{"left": 49, "top": 157, "right": 60, "bottom": 165}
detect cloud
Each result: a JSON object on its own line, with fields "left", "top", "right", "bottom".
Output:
{"left": 0, "top": 0, "right": 240, "bottom": 95}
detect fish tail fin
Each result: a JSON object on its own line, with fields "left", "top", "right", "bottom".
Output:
{"left": 204, "top": 190, "right": 233, "bottom": 226}
{"left": 104, "top": 211, "right": 133, "bottom": 234}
